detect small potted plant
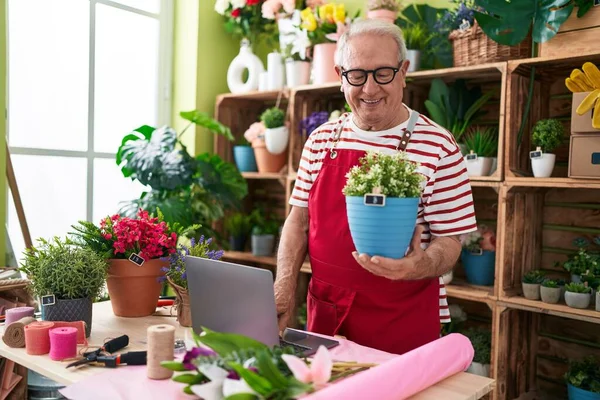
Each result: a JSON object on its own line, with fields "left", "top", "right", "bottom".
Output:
{"left": 565, "top": 356, "right": 600, "bottom": 400}
{"left": 459, "top": 225, "right": 496, "bottom": 286}
{"left": 343, "top": 151, "right": 425, "bottom": 259}
{"left": 367, "top": 0, "right": 400, "bottom": 24}
{"left": 162, "top": 236, "right": 224, "bottom": 327}
{"left": 530, "top": 119, "right": 564, "bottom": 178}
{"left": 522, "top": 269, "right": 545, "bottom": 300}
{"left": 225, "top": 212, "right": 252, "bottom": 251}
{"left": 463, "top": 127, "right": 499, "bottom": 177}
{"left": 260, "top": 107, "right": 289, "bottom": 155}
{"left": 232, "top": 136, "right": 257, "bottom": 173}
{"left": 464, "top": 327, "right": 492, "bottom": 377}
{"left": 250, "top": 209, "right": 280, "bottom": 257}
{"left": 20, "top": 237, "right": 108, "bottom": 337}
{"left": 402, "top": 22, "right": 433, "bottom": 72}
{"left": 564, "top": 282, "right": 592, "bottom": 309}
{"left": 540, "top": 279, "right": 562, "bottom": 304}
{"left": 564, "top": 248, "right": 598, "bottom": 283}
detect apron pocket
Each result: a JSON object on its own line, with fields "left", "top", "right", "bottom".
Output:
{"left": 306, "top": 278, "right": 355, "bottom": 336}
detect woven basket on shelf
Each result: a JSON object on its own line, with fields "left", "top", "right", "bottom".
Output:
{"left": 449, "top": 21, "right": 532, "bottom": 67}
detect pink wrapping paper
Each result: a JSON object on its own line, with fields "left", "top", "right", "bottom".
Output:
{"left": 305, "top": 333, "right": 474, "bottom": 400}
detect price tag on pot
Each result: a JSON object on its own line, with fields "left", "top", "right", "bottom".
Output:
{"left": 530, "top": 147, "right": 542, "bottom": 159}
{"left": 41, "top": 294, "right": 56, "bottom": 307}
{"left": 470, "top": 248, "right": 483, "bottom": 256}
{"left": 466, "top": 153, "right": 478, "bottom": 161}
{"left": 459, "top": 19, "right": 471, "bottom": 31}
{"left": 364, "top": 194, "right": 386, "bottom": 207}
{"left": 129, "top": 253, "right": 145, "bottom": 266}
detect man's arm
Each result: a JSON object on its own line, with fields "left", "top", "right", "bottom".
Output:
{"left": 274, "top": 206, "right": 309, "bottom": 332}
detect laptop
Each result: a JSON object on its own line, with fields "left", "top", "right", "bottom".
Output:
{"left": 185, "top": 256, "right": 339, "bottom": 356}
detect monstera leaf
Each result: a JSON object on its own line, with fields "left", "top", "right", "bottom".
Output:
{"left": 474, "top": 0, "right": 574, "bottom": 46}
{"left": 180, "top": 110, "right": 234, "bottom": 141}
{"left": 196, "top": 153, "right": 248, "bottom": 207}
{"left": 116, "top": 125, "right": 197, "bottom": 191}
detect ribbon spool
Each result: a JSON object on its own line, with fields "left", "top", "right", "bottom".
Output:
{"left": 51, "top": 321, "right": 88, "bottom": 345}
{"left": 147, "top": 324, "right": 175, "bottom": 380}
{"left": 5, "top": 306, "right": 35, "bottom": 326}
{"left": 49, "top": 327, "right": 78, "bottom": 361}
{"left": 2, "top": 316, "right": 36, "bottom": 348}
{"left": 24, "top": 321, "right": 54, "bottom": 355}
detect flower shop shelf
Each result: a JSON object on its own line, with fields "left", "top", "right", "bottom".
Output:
{"left": 498, "top": 296, "right": 600, "bottom": 325}
{"left": 215, "top": 88, "right": 290, "bottom": 105}
{"left": 505, "top": 177, "right": 600, "bottom": 189}
{"left": 445, "top": 279, "right": 497, "bottom": 305}
{"left": 221, "top": 251, "right": 312, "bottom": 274}
{"left": 241, "top": 172, "right": 287, "bottom": 180}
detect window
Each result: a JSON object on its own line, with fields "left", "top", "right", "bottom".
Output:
{"left": 7, "top": 0, "right": 173, "bottom": 260}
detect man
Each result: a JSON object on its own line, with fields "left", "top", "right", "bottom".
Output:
{"left": 275, "top": 19, "right": 477, "bottom": 355}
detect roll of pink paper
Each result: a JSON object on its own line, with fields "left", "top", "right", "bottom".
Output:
{"left": 5, "top": 306, "right": 35, "bottom": 326}
{"left": 305, "top": 333, "right": 474, "bottom": 400}
{"left": 49, "top": 327, "right": 78, "bottom": 361}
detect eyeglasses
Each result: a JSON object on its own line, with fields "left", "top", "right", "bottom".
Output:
{"left": 341, "top": 66, "right": 401, "bottom": 86}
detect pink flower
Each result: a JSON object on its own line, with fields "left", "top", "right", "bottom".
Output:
{"left": 244, "top": 121, "right": 266, "bottom": 143}
{"left": 281, "top": 345, "right": 332, "bottom": 387}
{"left": 261, "top": 0, "right": 280, "bottom": 19}
{"left": 306, "top": 0, "right": 325, "bottom": 7}
{"left": 281, "top": 0, "right": 296, "bottom": 13}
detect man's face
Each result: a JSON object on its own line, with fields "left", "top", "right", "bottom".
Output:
{"left": 336, "top": 33, "right": 408, "bottom": 130}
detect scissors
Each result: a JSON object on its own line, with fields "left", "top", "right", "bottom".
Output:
{"left": 66, "top": 334, "right": 143, "bottom": 368}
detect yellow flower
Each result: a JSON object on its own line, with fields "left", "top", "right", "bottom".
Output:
{"left": 318, "top": 3, "right": 335, "bottom": 23}
{"left": 301, "top": 8, "right": 318, "bottom": 32}
{"left": 333, "top": 4, "right": 345, "bottom": 23}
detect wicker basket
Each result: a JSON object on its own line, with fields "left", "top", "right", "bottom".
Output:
{"left": 449, "top": 21, "right": 532, "bottom": 67}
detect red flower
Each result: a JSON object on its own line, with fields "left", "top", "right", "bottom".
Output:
{"left": 231, "top": 8, "right": 241, "bottom": 18}
{"left": 247, "top": 0, "right": 260, "bottom": 5}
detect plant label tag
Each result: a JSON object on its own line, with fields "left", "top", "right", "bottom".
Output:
{"left": 459, "top": 19, "right": 471, "bottom": 31}
{"left": 466, "top": 153, "right": 478, "bottom": 161}
{"left": 41, "top": 294, "right": 56, "bottom": 307}
{"left": 592, "top": 152, "right": 600, "bottom": 165}
{"left": 530, "top": 150, "right": 543, "bottom": 159}
{"left": 364, "top": 193, "right": 386, "bottom": 207}
{"left": 470, "top": 248, "right": 483, "bottom": 256}
{"left": 129, "top": 253, "right": 145, "bottom": 266}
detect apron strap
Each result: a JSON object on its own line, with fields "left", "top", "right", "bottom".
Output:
{"left": 396, "top": 110, "right": 419, "bottom": 151}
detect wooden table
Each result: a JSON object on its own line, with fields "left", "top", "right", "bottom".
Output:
{"left": 0, "top": 302, "right": 494, "bottom": 399}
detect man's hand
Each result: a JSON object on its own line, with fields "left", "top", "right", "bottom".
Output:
{"left": 352, "top": 225, "right": 435, "bottom": 280}
{"left": 274, "top": 279, "right": 295, "bottom": 334}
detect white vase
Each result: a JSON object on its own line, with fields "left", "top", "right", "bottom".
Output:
{"left": 267, "top": 52, "right": 284, "bottom": 91}
{"left": 531, "top": 153, "right": 555, "bottom": 178}
{"left": 258, "top": 71, "right": 269, "bottom": 91}
{"left": 465, "top": 156, "right": 493, "bottom": 177}
{"left": 227, "top": 39, "right": 265, "bottom": 94}
{"left": 406, "top": 49, "right": 421, "bottom": 72}
{"left": 285, "top": 60, "right": 311, "bottom": 88}
{"left": 467, "top": 362, "right": 490, "bottom": 377}
{"left": 265, "top": 126, "right": 289, "bottom": 155}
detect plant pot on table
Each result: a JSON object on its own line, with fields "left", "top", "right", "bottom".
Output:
{"left": 42, "top": 297, "right": 93, "bottom": 337}
{"left": 166, "top": 277, "right": 192, "bottom": 327}
{"left": 461, "top": 249, "right": 495, "bottom": 286}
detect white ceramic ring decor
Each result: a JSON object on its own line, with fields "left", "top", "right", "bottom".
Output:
{"left": 265, "top": 126, "right": 289, "bottom": 155}
{"left": 227, "top": 39, "right": 265, "bottom": 94}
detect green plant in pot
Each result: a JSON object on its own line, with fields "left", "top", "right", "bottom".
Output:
{"left": 540, "top": 279, "right": 562, "bottom": 304}
{"left": 463, "top": 327, "right": 492, "bottom": 377}
{"left": 564, "top": 248, "right": 598, "bottom": 283}
{"left": 225, "top": 212, "right": 252, "bottom": 251}
{"left": 20, "top": 237, "right": 108, "bottom": 337}
{"left": 250, "top": 209, "right": 281, "bottom": 257}
{"left": 459, "top": 225, "right": 496, "bottom": 286}
{"left": 530, "top": 119, "right": 564, "bottom": 178}
{"left": 565, "top": 356, "right": 600, "bottom": 399}
{"left": 564, "top": 282, "right": 592, "bottom": 309}
{"left": 463, "top": 126, "right": 499, "bottom": 177}
{"left": 400, "top": 23, "right": 434, "bottom": 72}
{"left": 521, "top": 269, "right": 545, "bottom": 301}
{"left": 260, "top": 107, "right": 289, "bottom": 155}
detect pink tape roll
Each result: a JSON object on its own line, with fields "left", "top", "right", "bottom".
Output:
{"left": 5, "top": 307, "right": 35, "bottom": 326}
{"left": 24, "top": 321, "right": 54, "bottom": 355}
{"left": 49, "top": 327, "right": 78, "bottom": 361}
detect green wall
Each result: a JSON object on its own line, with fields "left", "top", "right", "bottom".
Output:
{"left": 0, "top": 0, "right": 7, "bottom": 263}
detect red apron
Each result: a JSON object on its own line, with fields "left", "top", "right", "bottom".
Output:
{"left": 306, "top": 113, "right": 440, "bottom": 355}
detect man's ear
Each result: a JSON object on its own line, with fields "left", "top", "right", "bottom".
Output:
{"left": 401, "top": 60, "right": 410, "bottom": 75}
{"left": 335, "top": 65, "right": 342, "bottom": 78}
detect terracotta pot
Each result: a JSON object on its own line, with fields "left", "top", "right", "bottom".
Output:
{"left": 106, "top": 258, "right": 167, "bottom": 317}
{"left": 367, "top": 9, "right": 397, "bottom": 24}
{"left": 167, "top": 277, "right": 192, "bottom": 327}
{"left": 252, "top": 139, "right": 287, "bottom": 173}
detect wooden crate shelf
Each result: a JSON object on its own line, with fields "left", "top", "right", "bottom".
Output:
{"left": 505, "top": 177, "right": 600, "bottom": 189}
{"left": 222, "top": 251, "right": 312, "bottom": 274}
{"left": 499, "top": 296, "right": 600, "bottom": 324}
{"left": 241, "top": 172, "right": 287, "bottom": 180}
{"left": 446, "top": 278, "right": 496, "bottom": 305}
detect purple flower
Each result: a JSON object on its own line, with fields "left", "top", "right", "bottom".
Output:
{"left": 227, "top": 370, "right": 240, "bottom": 380}
{"left": 300, "top": 111, "right": 329, "bottom": 136}
{"left": 182, "top": 347, "right": 217, "bottom": 370}
{"left": 157, "top": 275, "right": 166, "bottom": 283}
{"left": 190, "top": 237, "right": 196, "bottom": 247}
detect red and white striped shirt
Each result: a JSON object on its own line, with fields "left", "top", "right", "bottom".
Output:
{"left": 289, "top": 110, "right": 478, "bottom": 323}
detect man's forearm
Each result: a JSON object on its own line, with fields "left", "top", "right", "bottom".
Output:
{"left": 423, "top": 235, "right": 462, "bottom": 277}
{"left": 275, "top": 210, "right": 309, "bottom": 298}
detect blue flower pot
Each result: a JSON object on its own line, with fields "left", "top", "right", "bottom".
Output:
{"left": 568, "top": 384, "right": 600, "bottom": 400}
{"left": 346, "top": 196, "right": 419, "bottom": 259}
{"left": 461, "top": 249, "right": 496, "bottom": 286}
{"left": 233, "top": 146, "right": 257, "bottom": 172}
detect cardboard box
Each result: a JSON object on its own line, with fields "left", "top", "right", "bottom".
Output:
{"left": 568, "top": 134, "right": 600, "bottom": 178}
{"left": 571, "top": 92, "right": 600, "bottom": 134}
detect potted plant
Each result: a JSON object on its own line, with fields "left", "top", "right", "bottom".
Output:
{"left": 367, "top": 0, "right": 400, "bottom": 24}
{"left": 464, "top": 328, "right": 492, "bottom": 377}
{"left": 162, "top": 236, "right": 224, "bottom": 327}
{"left": 250, "top": 209, "right": 281, "bottom": 257}
{"left": 565, "top": 282, "right": 592, "bottom": 309}
{"left": 522, "top": 269, "right": 545, "bottom": 300}
{"left": 225, "top": 212, "right": 252, "bottom": 252}
{"left": 260, "top": 107, "right": 289, "bottom": 155}
{"left": 233, "top": 136, "right": 258, "bottom": 173}
{"left": 20, "top": 237, "right": 108, "bottom": 337}
{"left": 564, "top": 248, "right": 598, "bottom": 283}
{"left": 244, "top": 121, "right": 287, "bottom": 174}
{"left": 463, "top": 127, "right": 499, "bottom": 177}
{"left": 71, "top": 209, "right": 190, "bottom": 318}
{"left": 459, "top": 225, "right": 496, "bottom": 286}
{"left": 565, "top": 356, "right": 600, "bottom": 399}
{"left": 401, "top": 22, "right": 433, "bottom": 72}
{"left": 342, "top": 151, "right": 424, "bottom": 259}
{"left": 530, "top": 119, "right": 564, "bottom": 178}
{"left": 540, "top": 279, "right": 562, "bottom": 304}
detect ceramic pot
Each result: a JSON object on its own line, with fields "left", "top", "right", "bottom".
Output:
{"left": 489, "top": 157, "right": 498, "bottom": 175}
{"left": 565, "top": 291, "right": 591, "bottom": 309}
{"left": 267, "top": 52, "right": 284, "bottom": 91}
{"left": 522, "top": 282, "right": 541, "bottom": 300}
{"left": 568, "top": 383, "right": 600, "bottom": 399}
{"left": 233, "top": 145, "right": 257, "bottom": 172}
{"left": 227, "top": 39, "right": 265, "bottom": 94}
{"left": 467, "top": 362, "right": 490, "bottom": 377}
{"left": 406, "top": 49, "right": 421, "bottom": 72}
{"left": 461, "top": 250, "right": 495, "bottom": 286}
{"left": 42, "top": 297, "right": 93, "bottom": 337}
{"left": 312, "top": 43, "right": 338, "bottom": 84}
{"left": 531, "top": 153, "right": 556, "bottom": 178}
{"left": 367, "top": 9, "right": 397, "bottom": 24}
{"left": 540, "top": 286, "right": 561, "bottom": 304}
{"left": 252, "top": 139, "right": 287, "bottom": 173}
{"left": 346, "top": 196, "right": 419, "bottom": 259}
{"left": 167, "top": 277, "right": 192, "bottom": 327}
{"left": 285, "top": 60, "right": 311, "bottom": 88}
{"left": 229, "top": 235, "right": 246, "bottom": 252}
{"left": 252, "top": 234, "right": 275, "bottom": 256}
{"left": 465, "top": 156, "right": 493, "bottom": 177}
{"left": 265, "top": 126, "right": 289, "bottom": 155}
{"left": 106, "top": 258, "right": 167, "bottom": 317}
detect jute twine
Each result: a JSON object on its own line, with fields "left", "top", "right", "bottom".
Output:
{"left": 147, "top": 324, "right": 175, "bottom": 380}
{"left": 2, "top": 316, "right": 36, "bottom": 348}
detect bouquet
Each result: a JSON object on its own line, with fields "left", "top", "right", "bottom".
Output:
{"left": 300, "top": 2, "right": 349, "bottom": 45}
{"left": 214, "top": 0, "right": 278, "bottom": 47}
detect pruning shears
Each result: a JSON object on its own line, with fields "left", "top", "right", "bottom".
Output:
{"left": 66, "top": 335, "right": 147, "bottom": 369}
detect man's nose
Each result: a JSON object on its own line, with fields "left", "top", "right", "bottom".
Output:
{"left": 362, "top": 73, "right": 380, "bottom": 94}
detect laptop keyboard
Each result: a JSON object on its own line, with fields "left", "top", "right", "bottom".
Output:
{"left": 279, "top": 338, "right": 311, "bottom": 354}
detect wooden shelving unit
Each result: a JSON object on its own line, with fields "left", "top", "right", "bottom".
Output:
{"left": 214, "top": 53, "right": 600, "bottom": 400}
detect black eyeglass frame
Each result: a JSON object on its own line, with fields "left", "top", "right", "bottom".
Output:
{"left": 340, "top": 65, "right": 402, "bottom": 86}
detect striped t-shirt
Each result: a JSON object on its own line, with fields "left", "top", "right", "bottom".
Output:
{"left": 289, "top": 110, "right": 478, "bottom": 323}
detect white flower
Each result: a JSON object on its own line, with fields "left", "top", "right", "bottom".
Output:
{"left": 290, "top": 28, "right": 311, "bottom": 60}
{"left": 214, "top": 0, "right": 230, "bottom": 15}
{"left": 230, "top": 0, "right": 247, "bottom": 9}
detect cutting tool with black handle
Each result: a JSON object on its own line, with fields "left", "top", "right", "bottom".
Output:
{"left": 66, "top": 335, "right": 130, "bottom": 369}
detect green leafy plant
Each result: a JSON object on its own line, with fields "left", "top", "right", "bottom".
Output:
{"left": 225, "top": 212, "right": 252, "bottom": 238}
{"left": 541, "top": 279, "right": 559, "bottom": 288}
{"left": 565, "top": 356, "right": 600, "bottom": 393}
{"left": 463, "top": 328, "right": 491, "bottom": 365}
{"left": 116, "top": 111, "right": 247, "bottom": 241}
{"left": 20, "top": 237, "right": 108, "bottom": 300}
{"left": 250, "top": 208, "right": 281, "bottom": 236}
{"left": 565, "top": 282, "right": 591, "bottom": 294}
{"left": 564, "top": 248, "right": 599, "bottom": 276}
{"left": 531, "top": 119, "right": 564, "bottom": 153}
{"left": 424, "top": 78, "right": 494, "bottom": 143}
{"left": 523, "top": 269, "right": 545, "bottom": 284}
{"left": 260, "top": 107, "right": 285, "bottom": 129}
{"left": 402, "top": 23, "right": 434, "bottom": 51}
{"left": 342, "top": 151, "right": 424, "bottom": 198}
{"left": 463, "top": 127, "right": 498, "bottom": 157}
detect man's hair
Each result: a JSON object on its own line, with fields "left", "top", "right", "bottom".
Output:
{"left": 334, "top": 19, "right": 407, "bottom": 68}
